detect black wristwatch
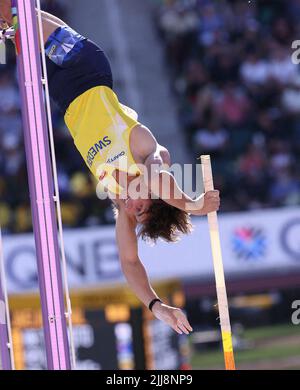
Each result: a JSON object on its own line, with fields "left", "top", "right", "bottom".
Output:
{"left": 148, "top": 298, "right": 162, "bottom": 312}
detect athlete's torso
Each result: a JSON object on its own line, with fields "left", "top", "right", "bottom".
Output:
{"left": 64, "top": 86, "right": 145, "bottom": 194}
{"left": 45, "top": 26, "right": 162, "bottom": 195}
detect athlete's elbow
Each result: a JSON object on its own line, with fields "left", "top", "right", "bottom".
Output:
{"left": 120, "top": 258, "right": 141, "bottom": 283}
{"left": 120, "top": 255, "right": 140, "bottom": 269}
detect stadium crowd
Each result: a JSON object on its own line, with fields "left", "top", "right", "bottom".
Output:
{"left": 0, "top": 0, "right": 299, "bottom": 233}
{"left": 155, "top": 0, "right": 300, "bottom": 212}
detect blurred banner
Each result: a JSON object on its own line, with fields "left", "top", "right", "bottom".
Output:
{"left": 8, "top": 280, "right": 189, "bottom": 370}
{"left": 2, "top": 207, "right": 300, "bottom": 293}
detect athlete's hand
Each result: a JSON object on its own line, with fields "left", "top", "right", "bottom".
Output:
{"left": 193, "top": 190, "right": 220, "bottom": 216}
{"left": 152, "top": 302, "right": 193, "bottom": 335}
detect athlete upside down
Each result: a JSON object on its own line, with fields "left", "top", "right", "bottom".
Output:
{"left": 0, "top": 1, "right": 220, "bottom": 335}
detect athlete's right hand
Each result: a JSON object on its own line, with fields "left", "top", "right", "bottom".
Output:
{"left": 152, "top": 302, "right": 193, "bottom": 335}
{"left": 194, "top": 190, "right": 220, "bottom": 215}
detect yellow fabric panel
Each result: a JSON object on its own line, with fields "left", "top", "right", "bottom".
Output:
{"left": 64, "top": 86, "right": 141, "bottom": 194}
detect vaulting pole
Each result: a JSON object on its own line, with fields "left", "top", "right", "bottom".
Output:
{"left": 13, "top": 0, "right": 71, "bottom": 369}
{"left": 201, "top": 155, "right": 236, "bottom": 370}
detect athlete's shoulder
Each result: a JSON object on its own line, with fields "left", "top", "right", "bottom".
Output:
{"left": 131, "top": 124, "right": 157, "bottom": 156}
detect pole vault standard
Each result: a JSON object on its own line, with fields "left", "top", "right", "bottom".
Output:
{"left": 0, "top": 22, "right": 15, "bottom": 372}
{"left": 12, "top": 0, "right": 71, "bottom": 369}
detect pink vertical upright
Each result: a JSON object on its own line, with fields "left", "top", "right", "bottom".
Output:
{"left": 13, "top": 0, "right": 71, "bottom": 369}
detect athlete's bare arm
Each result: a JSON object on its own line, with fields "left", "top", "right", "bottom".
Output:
{"left": 115, "top": 203, "right": 193, "bottom": 334}
{"left": 148, "top": 161, "right": 220, "bottom": 215}
{"left": 132, "top": 125, "right": 220, "bottom": 215}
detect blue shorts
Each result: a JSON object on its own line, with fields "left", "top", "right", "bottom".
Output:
{"left": 45, "top": 26, "right": 113, "bottom": 113}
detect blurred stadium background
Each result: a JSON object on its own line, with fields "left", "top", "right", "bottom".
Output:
{"left": 1, "top": 0, "right": 300, "bottom": 370}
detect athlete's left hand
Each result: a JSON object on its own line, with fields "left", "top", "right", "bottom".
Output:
{"left": 152, "top": 302, "right": 193, "bottom": 335}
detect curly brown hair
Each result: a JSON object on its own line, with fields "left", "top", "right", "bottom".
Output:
{"left": 138, "top": 198, "right": 193, "bottom": 243}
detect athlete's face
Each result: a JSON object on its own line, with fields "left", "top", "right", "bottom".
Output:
{"left": 124, "top": 197, "right": 152, "bottom": 223}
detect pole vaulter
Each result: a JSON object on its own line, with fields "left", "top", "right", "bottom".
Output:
{"left": 0, "top": 0, "right": 234, "bottom": 370}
